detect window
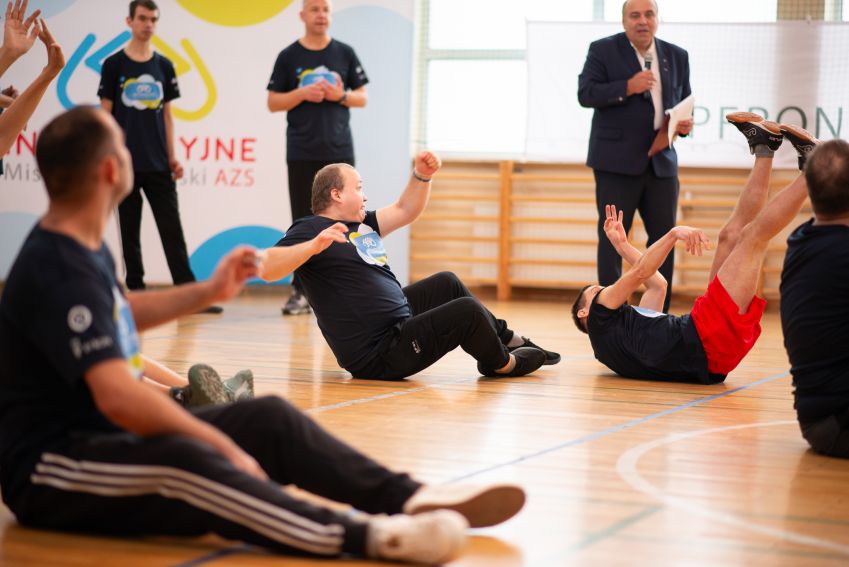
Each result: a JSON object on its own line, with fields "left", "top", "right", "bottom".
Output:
{"left": 416, "top": 0, "right": 782, "bottom": 156}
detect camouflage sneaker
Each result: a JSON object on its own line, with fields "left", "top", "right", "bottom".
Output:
{"left": 187, "top": 364, "right": 231, "bottom": 407}
{"left": 224, "top": 369, "right": 255, "bottom": 402}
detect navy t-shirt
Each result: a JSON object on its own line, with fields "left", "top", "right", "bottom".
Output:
{"left": 587, "top": 296, "right": 722, "bottom": 384}
{"left": 275, "top": 211, "right": 410, "bottom": 374}
{"left": 98, "top": 50, "right": 180, "bottom": 172}
{"left": 267, "top": 39, "right": 368, "bottom": 161}
{"left": 0, "top": 226, "right": 143, "bottom": 499}
{"left": 780, "top": 220, "right": 849, "bottom": 423}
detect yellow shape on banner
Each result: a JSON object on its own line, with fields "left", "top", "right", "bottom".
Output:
{"left": 152, "top": 36, "right": 217, "bottom": 121}
{"left": 177, "top": 0, "right": 293, "bottom": 27}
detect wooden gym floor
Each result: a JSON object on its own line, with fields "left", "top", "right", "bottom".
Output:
{"left": 2, "top": 289, "right": 847, "bottom": 566}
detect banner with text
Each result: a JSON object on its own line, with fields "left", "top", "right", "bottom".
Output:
{"left": 1, "top": 0, "right": 414, "bottom": 283}
{"left": 527, "top": 21, "right": 847, "bottom": 169}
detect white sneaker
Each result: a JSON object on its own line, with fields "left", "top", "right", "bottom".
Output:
{"left": 367, "top": 510, "right": 467, "bottom": 565}
{"left": 403, "top": 483, "right": 525, "bottom": 528}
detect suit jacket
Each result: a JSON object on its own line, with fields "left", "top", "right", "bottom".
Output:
{"left": 578, "top": 32, "right": 691, "bottom": 178}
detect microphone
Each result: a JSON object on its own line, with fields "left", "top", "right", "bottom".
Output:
{"left": 643, "top": 52, "right": 653, "bottom": 100}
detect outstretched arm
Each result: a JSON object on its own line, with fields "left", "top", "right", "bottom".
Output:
{"left": 375, "top": 151, "right": 441, "bottom": 237}
{"left": 259, "top": 222, "right": 349, "bottom": 281}
{"left": 128, "top": 246, "right": 259, "bottom": 330}
{"left": 597, "top": 223, "right": 709, "bottom": 311}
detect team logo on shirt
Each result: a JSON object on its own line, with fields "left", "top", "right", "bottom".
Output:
{"left": 121, "top": 73, "right": 165, "bottom": 110}
{"left": 113, "top": 288, "right": 144, "bottom": 379}
{"left": 67, "top": 305, "right": 93, "bottom": 333}
{"left": 297, "top": 65, "right": 337, "bottom": 87}
{"left": 349, "top": 224, "right": 388, "bottom": 266}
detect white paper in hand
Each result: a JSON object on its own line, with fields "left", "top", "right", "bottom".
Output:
{"left": 666, "top": 94, "right": 694, "bottom": 147}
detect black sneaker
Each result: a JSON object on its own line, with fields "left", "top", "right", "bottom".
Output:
{"left": 779, "top": 123, "right": 819, "bottom": 170}
{"left": 478, "top": 347, "right": 546, "bottom": 378}
{"left": 282, "top": 291, "right": 311, "bottom": 315}
{"left": 726, "top": 112, "right": 783, "bottom": 153}
{"left": 508, "top": 336, "right": 560, "bottom": 365}
{"left": 196, "top": 305, "right": 224, "bottom": 314}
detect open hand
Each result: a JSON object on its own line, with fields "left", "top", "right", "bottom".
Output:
{"left": 37, "top": 17, "right": 64, "bottom": 78}
{"left": 312, "top": 222, "right": 349, "bottom": 254}
{"left": 603, "top": 204, "right": 628, "bottom": 248}
{"left": 672, "top": 225, "right": 710, "bottom": 256}
{"left": 2, "top": 0, "right": 40, "bottom": 60}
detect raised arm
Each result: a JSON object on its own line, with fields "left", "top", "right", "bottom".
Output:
{"left": 375, "top": 150, "right": 441, "bottom": 237}
{"left": 127, "top": 246, "right": 259, "bottom": 330}
{"left": 0, "top": 18, "right": 63, "bottom": 154}
{"left": 597, "top": 223, "right": 709, "bottom": 311}
{"left": 603, "top": 204, "right": 668, "bottom": 311}
{"left": 259, "top": 222, "right": 349, "bottom": 281}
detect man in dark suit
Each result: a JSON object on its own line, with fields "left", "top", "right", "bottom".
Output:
{"left": 578, "top": 0, "right": 692, "bottom": 312}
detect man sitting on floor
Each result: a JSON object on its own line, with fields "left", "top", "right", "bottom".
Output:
{"left": 0, "top": 106, "right": 525, "bottom": 566}
{"left": 571, "top": 112, "right": 816, "bottom": 383}
{"left": 780, "top": 137, "right": 849, "bottom": 458}
{"left": 260, "top": 152, "right": 560, "bottom": 380}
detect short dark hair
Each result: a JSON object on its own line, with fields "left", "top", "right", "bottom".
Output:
{"left": 36, "top": 107, "right": 116, "bottom": 202}
{"left": 311, "top": 163, "right": 353, "bottom": 214}
{"left": 571, "top": 284, "right": 593, "bottom": 335}
{"left": 805, "top": 139, "right": 849, "bottom": 218}
{"left": 129, "top": 0, "right": 158, "bottom": 19}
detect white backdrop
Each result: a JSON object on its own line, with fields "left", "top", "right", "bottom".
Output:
{"left": 0, "top": 0, "right": 414, "bottom": 284}
{"left": 527, "top": 21, "right": 848, "bottom": 169}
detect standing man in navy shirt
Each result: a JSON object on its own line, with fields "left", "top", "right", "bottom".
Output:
{"left": 99, "top": 1, "right": 218, "bottom": 311}
{"left": 578, "top": 0, "right": 692, "bottom": 312}
{"left": 267, "top": 0, "right": 369, "bottom": 316}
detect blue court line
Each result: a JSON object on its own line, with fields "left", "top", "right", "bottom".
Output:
{"left": 448, "top": 370, "right": 790, "bottom": 483}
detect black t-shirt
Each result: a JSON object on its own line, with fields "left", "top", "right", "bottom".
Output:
{"left": 0, "top": 226, "right": 143, "bottom": 497}
{"left": 587, "top": 296, "right": 722, "bottom": 384}
{"left": 267, "top": 39, "right": 368, "bottom": 161}
{"left": 276, "top": 212, "right": 410, "bottom": 373}
{"left": 780, "top": 220, "right": 849, "bottom": 423}
{"left": 98, "top": 50, "right": 180, "bottom": 172}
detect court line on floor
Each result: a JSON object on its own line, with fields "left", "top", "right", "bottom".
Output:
{"left": 447, "top": 370, "right": 789, "bottom": 483}
{"left": 616, "top": 420, "right": 849, "bottom": 556}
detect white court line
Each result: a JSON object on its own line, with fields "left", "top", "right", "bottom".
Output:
{"left": 616, "top": 420, "right": 849, "bottom": 556}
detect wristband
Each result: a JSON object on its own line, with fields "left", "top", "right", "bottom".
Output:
{"left": 412, "top": 170, "right": 431, "bottom": 183}
{"left": 338, "top": 91, "right": 348, "bottom": 105}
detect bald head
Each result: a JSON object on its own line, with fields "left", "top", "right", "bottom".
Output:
{"left": 622, "top": 0, "right": 658, "bottom": 51}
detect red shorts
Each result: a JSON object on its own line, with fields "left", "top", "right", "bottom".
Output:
{"left": 690, "top": 277, "right": 766, "bottom": 375}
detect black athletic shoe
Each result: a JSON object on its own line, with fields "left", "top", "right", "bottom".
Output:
{"left": 508, "top": 336, "right": 561, "bottom": 365}
{"left": 196, "top": 305, "right": 224, "bottom": 314}
{"left": 726, "top": 112, "right": 783, "bottom": 153}
{"left": 779, "top": 123, "right": 819, "bottom": 171}
{"left": 477, "top": 347, "right": 546, "bottom": 378}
